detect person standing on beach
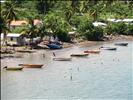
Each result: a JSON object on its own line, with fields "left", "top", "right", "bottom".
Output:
{"left": 53, "top": 52, "right": 56, "bottom": 57}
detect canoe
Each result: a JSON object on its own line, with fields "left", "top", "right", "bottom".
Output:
{"left": 100, "top": 47, "right": 117, "bottom": 50}
{"left": 71, "top": 53, "right": 89, "bottom": 57}
{"left": 0, "top": 51, "right": 14, "bottom": 54}
{"left": 16, "top": 50, "right": 36, "bottom": 53}
{"left": 53, "top": 57, "right": 72, "bottom": 61}
{"left": 47, "top": 43, "right": 62, "bottom": 49}
{"left": 3, "top": 66, "right": 23, "bottom": 71}
{"left": 84, "top": 50, "right": 100, "bottom": 54}
{"left": 18, "top": 64, "right": 43, "bottom": 68}
{"left": 115, "top": 43, "right": 128, "bottom": 46}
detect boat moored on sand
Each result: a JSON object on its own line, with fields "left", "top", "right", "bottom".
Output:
{"left": 19, "top": 64, "right": 43, "bottom": 68}
{"left": 114, "top": 42, "right": 128, "bottom": 46}
{"left": 84, "top": 50, "right": 100, "bottom": 54}
{"left": 71, "top": 53, "right": 89, "bottom": 57}
{"left": 100, "top": 47, "right": 117, "bottom": 50}
{"left": 53, "top": 57, "right": 72, "bottom": 61}
{"left": 3, "top": 66, "right": 23, "bottom": 71}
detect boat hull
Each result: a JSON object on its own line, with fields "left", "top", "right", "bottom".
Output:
{"left": 115, "top": 43, "right": 128, "bottom": 46}
{"left": 16, "top": 50, "right": 35, "bottom": 53}
{"left": 84, "top": 50, "right": 100, "bottom": 54}
{"left": 47, "top": 44, "right": 62, "bottom": 49}
{"left": 5, "top": 67, "right": 23, "bottom": 71}
{"left": 71, "top": 53, "right": 89, "bottom": 57}
{"left": 100, "top": 47, "right": 117, "bottom": 50}
{"left": 19, "top": 64, "right": 43, "bottom": 68}
{"left": 53, "top": 57, "right": 72, "bottom": 61}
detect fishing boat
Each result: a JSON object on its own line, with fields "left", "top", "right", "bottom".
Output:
{"left": 47, "top": 43, "right": 62, "bottom": 49}
{"left": 16, "top": 50, "right": 36, "bottom": 53}
{"left": 3, "top": 66, "right": 23, "bottom": 71}
{"left": 53, "top": 57, "right": 72, "bottom": 61}
{"left": 114, "top": 42, "right": 128, "bottom": 46}
{"left": 84, "top": 50, "right": 100, "bottom": 54}
{"left": 100, "top": 47, "right": 117, "bottom": 50}
{"left": 19, "top": 64, "right": 43, "bottom": 68}
{"left": 71, "top": 53, "right": 89, "bottom": 57}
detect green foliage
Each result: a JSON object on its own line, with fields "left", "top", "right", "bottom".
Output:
{"left": 1, "top": 0, "right": 133, "bottom": 43}
{"left": 11, "top": 27, "right": 25, "bottom": 33}
{"left": 78, "top": 21, "right": 104, "bottom": 41}
{"left": 56, "top": 28, "right": 71, "bottom": 42}
{"left": 105, "top": 22, "right": 128, "bottom": 35}
{"left": 126, "top": 24, "right": 133, "bottom": 35}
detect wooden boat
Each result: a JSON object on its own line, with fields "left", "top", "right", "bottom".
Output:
{"left": 47, "top": 43, "right": 62, "bottom": 49}
{"left": 0, "top": 50, "right": 14, "bottom": 54}
{"left": 3, "top": 66, "right": 23, "bottom": 71}
{"left": 115, "top": 42, "right": 128, "bottom": 46}
{"left": 16, "top": 50, "right": 36, "bottom": 53}
{"left": 53, "top": 57, "right": 72, "bottom": 61}
{"left": 71, "top": 53, "right": 89, "bottom": 57}
{"left": 18, "top": 64, "right": 43, "bottom": 68}
{"left": 84, "top": 50, "right": 100, "bottom": 54}
{"left": 100, "top": 47, "right": 117, "bottom": 50}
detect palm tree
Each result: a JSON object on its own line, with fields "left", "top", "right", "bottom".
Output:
{"left": 21, "top": 17, "right": 38, "bottom": 47}
{"left": 1, "top": 1, "right": 18, "bottom": 30}
{"left": 0, "top": 16, "right": 10, "bottom": 45}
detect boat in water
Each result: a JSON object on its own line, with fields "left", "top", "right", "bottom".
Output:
{"left": 100, "top": 47, "right": 117, "bottom": 50}
{"left": 47, "top": 43, "right": 62, "bottom": 49}
{"left": 84, "top": 50, "right": 100, "bottom": 54}
{"left": 114, "top": 42, "right": 128, "bottom": 46}
{"left": 19, "top": 64, "right": 43, "bottom": 68}
{"left": 71, "top": 53, "right": 89, "bottom": 57}
{"left": 53, "top": 57, "right": 72, "bottom": 61}
{"left": 3, "top": 66, "right": 23, "bottom": 71}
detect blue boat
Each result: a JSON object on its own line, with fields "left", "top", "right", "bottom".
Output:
{"left": 47, "top": 43, "right": 62, "bottom": 49}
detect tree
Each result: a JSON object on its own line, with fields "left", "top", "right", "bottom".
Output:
{"left": 21, "top": 17, "right": 38, "bottom": 45}
{"left": 1, "top": 1, "right": 18, "bottom": 29}
{"left": 0, "top": 16, "right": 10, "bottom": 45}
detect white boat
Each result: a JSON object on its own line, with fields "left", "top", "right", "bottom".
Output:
{"left": 100, "top": 47, "right": 117, "bottom": 50}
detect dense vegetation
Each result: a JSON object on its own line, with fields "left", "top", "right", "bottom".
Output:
{"left": 1, "top": 0, "right": 133, "bottom": 44}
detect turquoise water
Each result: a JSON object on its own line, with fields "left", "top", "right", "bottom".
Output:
{"left": 1, "top": 41, "right": 133, "bottom": 100}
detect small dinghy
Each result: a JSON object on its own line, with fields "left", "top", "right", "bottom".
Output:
{"left": 100, "top": 47, "right": 117, "bottom": 50}
{"left": 16, "top": 50, "right": 36, "bottom": 53}
{"left": 115, "top": 42, "right": 128, "bottom": 46}
{"left": 71, "top": 53, "right": 89, "bottom": 57}
{"left": 84, "top": 50, "right": 100, "bottom": 54}
{"left": 19, "top": 64, "right": 43, "bottom": 68}
{"left": 3, "top": 66, "right": 23, "bottom": 71}
{"left": 53, "top": 57, "right": 72, "bottom": 61}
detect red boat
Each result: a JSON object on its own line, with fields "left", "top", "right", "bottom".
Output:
{"left": 84, "top": 50, "right": 100, "bottom": 54}
{"left": 19, "top": 64, "right": 43, "bottom": 68}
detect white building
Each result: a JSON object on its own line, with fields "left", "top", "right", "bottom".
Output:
{"left": 1, "top": 33, "right": 25, "bottom": 45}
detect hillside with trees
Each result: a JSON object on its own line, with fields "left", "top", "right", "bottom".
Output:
{"left": 1, "top": 0, "right": 133, "bottom": 44}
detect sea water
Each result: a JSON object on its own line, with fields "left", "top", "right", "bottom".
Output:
{"left": 1, "top": 41, "right": 132, "bottom": 100}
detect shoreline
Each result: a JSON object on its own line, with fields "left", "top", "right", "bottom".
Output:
{"left": 63, "top": 35, "right": 133, "bottom": 48}
{"left": 1, "top": 35, "right": 133, "bottom": 54}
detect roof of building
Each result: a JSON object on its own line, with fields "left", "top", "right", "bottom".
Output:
{"left": 7, "top": 33, "right": 21, "bottom": 37}
{"left": 107, "top": 18, "right": 133, "bottom": 22}
{"left": 10, "top": 19, "right": 42, "bottom": 26}
{"left": 93, "top": 22, "right": 107, "bottom": 26}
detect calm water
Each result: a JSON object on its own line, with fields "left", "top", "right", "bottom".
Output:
{"left": 1, "top": 41, "right": 133, "bottom": 100}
